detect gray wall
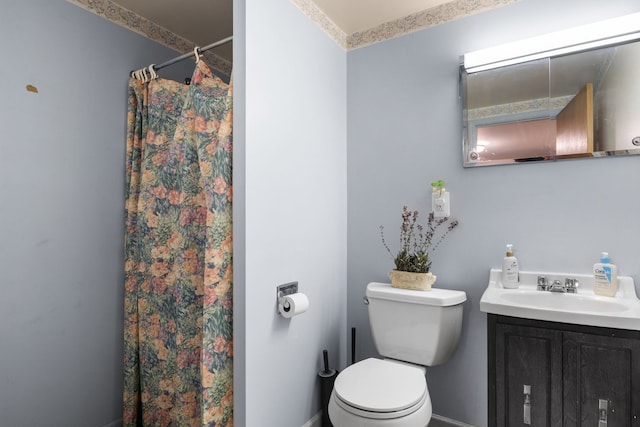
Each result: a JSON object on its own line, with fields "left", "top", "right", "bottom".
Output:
{"left": 0, "top": 1, "right": 194, "bottom": 426}
{"left": 347, "top": 1, "right": 640, "bottom": 425}
{"left": 237, "top": 0, "right": 347, "bottom": 426}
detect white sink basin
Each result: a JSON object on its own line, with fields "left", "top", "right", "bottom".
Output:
{"left": 499, "top": 292, "right": 629, "bottom": 313}
{"left": 480, "top": 268, "right": 640, "bottom": 330}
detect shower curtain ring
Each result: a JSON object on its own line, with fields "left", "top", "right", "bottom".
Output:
{"left": 148, "top": 64, "right": 157, "bottom": 80}
{"left": 194, "top": 47, "right": 201, "bottom": 64}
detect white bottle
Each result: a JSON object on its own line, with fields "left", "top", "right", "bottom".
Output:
{"left": 432, "top": 187, "right": 450, "bottom": 218}
{"left": 502, "top": 244, "right": 519, "bottom": 289}
{"left": 593, "top": 252, "right": 618, "bottom": 297}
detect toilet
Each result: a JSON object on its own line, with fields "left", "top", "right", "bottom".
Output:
{"left": 328, "top": 282, "right": 466, "bottom": 427}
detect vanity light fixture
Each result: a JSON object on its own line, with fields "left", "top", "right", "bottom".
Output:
{"left": 464, "top": 12, "right": 640, "bottom": 73}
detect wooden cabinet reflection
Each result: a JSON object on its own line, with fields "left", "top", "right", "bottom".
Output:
{"left": 475, "top": 83, "right": 594, "bottom": 162}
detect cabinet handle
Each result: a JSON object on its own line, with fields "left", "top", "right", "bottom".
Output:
{"left": 599, "top": 399, "right": 608, "bottom": 427}
{"left": 523, "top": 384, "right": 531, "bottom": 425}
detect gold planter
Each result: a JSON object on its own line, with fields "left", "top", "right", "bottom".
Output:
{"left": 389, "top": 270, "right": 436, "bottom": 291}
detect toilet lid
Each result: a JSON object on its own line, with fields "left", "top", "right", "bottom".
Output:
{"left": 333, "top": 358, "right": 427, "bottom": 413}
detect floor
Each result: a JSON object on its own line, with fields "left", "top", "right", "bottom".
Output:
{"left": 428, "top": 414, "right": 476, "bottom": 427}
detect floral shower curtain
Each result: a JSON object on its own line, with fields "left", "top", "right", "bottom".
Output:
{"left": 123, "top": 61, "right": 233, "bottom": 426}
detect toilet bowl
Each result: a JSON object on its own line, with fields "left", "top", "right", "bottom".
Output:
{"left": 328, "top": 282, "right": 466, "bottom": 427}
{"left": 328, "top": 358, "right": 431, "bottom": 426}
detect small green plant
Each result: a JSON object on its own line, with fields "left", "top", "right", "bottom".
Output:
{"left": 431, "top": 179, "right": 444, "bottom": 192}
{"left": 380, "top": 206, "right": 458, "bottom": 273}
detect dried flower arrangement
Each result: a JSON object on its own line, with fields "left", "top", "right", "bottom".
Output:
{"left": 380, "top": 206, "right": 459, "bottom": 273}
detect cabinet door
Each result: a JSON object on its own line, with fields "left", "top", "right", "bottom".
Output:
{"left": 495, "top": 323, "right": 563, "bottom": 426}
{"left": 563, "top": 332, "right": 640, "bottom": 426}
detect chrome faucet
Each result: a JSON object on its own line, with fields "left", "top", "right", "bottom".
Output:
{"left": 537, "top": 276, "right": 549, "bottom": 291}
{"left": 549, "top": 280, "right": 565, "bottom": 292}
{"left": 537, "top": 276, "right": 579, "bottom": 293}
{"left": 565, "top": 278, "right": 579, "bottom": 293}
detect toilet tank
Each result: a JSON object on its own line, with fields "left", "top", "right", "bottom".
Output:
{"left": 366, "top": 282, "right": 466, "bottom": 366}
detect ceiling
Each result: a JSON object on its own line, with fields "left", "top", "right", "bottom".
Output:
{"left": 308, "top": 0, "right": 454, "bottom": 34}
{"left": 111, "top": 0, "right": 234, "bottom": 62}
{"left": 110, "top": 0, "right": 454, "bottom": 63}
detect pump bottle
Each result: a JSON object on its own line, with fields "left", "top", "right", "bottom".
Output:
{"left": 593, "top": 252, "right": 618, "bottom": 297}
{"left": 502, "top": 244, "right": 519, "bottom": 289}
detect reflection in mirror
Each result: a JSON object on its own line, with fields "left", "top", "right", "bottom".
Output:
{"left": 462, "top": 36, "right": 640, "bottom": 167}
{"left": 464, "top": 58, "right": 554, "bottom": 163}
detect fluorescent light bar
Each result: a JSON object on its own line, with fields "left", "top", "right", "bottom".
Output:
{"left": 464, "top": 12, "right": 640, "bottom": 73}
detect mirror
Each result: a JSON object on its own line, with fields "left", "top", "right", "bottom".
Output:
{"left": 462, "top": 40, "right": 640, "bottom": 167}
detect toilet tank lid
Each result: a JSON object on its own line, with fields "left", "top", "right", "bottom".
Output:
{"left": 366, "top": 282, "right": 466, "bottom": 306}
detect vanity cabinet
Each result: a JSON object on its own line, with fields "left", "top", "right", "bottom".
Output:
{"left": 488, "top": 314, "right": 640, "bottom": 426}
{"left": 564, "top": 331, "right": 640, "bottom": 426}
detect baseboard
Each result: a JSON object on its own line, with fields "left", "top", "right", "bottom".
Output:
{"left": 303, "top": 411, "right": 473, "bottom": 427}
{"left": 430, "top": 413, "right": 476, "bottom": 427}
{"left": 302, "top": 411, "right": 322, "bottom": 427}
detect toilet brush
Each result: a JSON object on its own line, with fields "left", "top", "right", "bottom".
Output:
{"left": 318, "top": 349, "right": 337, "bottom": 427}
{"left": 351, "top": 327, "right": 356, "bottom": 364}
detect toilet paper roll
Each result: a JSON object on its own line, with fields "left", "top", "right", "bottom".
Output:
{"left": 279, "top": 293, "right": 309, "bottom": 318}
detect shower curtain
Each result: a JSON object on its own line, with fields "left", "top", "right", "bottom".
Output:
{"left": 123, "top": 61, "right": 233, "bottom": 427}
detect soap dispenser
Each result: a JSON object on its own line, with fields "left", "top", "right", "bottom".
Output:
{"left": 593, "top": 252, "right": 618, "bottom": 297}
{"left": 502, "top": 244, "right": 519, "bottom": 289}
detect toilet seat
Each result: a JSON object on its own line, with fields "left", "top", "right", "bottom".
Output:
{"left": 333, "top": 358, "right": 428, "bottom": 419}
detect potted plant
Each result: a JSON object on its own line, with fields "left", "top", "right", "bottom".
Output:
{"left": 380, "top": 206, "right": 458, "bottom": 291}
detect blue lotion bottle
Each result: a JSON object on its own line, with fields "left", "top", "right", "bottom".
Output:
{"left": 593, "top": 252, "right": 618, "bottom": 297}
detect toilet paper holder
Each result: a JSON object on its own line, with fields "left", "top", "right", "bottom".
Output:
{"left": 277, "top": 281, "right": 302, "bottom": 317}
{"left": 277, "top": 282, "right": 309, "bottom": 318}
{"left": 277, "top": 282, "right": 299, "bottom": 306}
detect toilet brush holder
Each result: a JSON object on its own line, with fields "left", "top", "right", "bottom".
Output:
{"left": 318, "top": 349, "right": 337, "bottom": 427}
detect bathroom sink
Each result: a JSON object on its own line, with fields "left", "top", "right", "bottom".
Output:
{"left": 499, "top": 292, "right": 629, "bottom": 313}
{"left": 480, "top": 268, "right": 640, "bottom": 330}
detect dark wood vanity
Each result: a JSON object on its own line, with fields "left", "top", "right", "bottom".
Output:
{"left": 487, "top": 314, "right": 640, "bottom": 426}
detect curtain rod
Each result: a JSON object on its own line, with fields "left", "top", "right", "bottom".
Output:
{"left": 153, "top": 35, "right": 233, "bottom": 71}
{"left": 131, "top": 36, "right": 233, "bottom": 78}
